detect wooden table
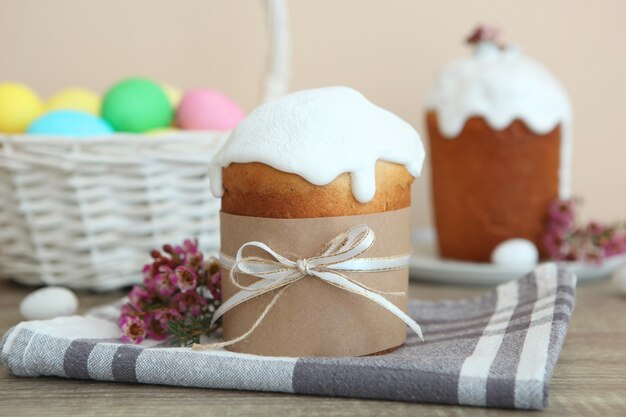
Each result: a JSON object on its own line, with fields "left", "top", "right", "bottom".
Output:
{"left": 1, "top": 277, "right": 625, "bottom": 416}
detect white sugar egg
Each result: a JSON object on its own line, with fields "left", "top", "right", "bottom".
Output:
{"left": 491, "top": 239, "right": 539, "bottom": 268}
{"left": 19, "top": 286, "right": 79, "bottom": 320}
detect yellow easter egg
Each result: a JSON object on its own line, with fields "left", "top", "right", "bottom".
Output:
{"left": 0, "top": 82, "right": 43, "bottom": 133}
{"left": 161, "top": 83, "right": 182, "bottom": 108}
{"left": 46, "top": 87, "right": 101, "bottom": 115}
{"left": 146, "top": 127, "right": 180, "bottom": 136}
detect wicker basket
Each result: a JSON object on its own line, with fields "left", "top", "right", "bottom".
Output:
{"left": 0, "top": 0, "right": 290, "bottom": 291}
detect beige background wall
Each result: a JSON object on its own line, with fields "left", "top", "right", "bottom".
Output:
{"left": 1, "top": 0, "right": 624, "bottom": 228}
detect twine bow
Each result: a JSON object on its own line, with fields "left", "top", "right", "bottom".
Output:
{"left": 193, "top": 224, "right": 423, "bottom": 350}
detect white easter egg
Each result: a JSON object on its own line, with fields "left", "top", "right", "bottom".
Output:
{"left": 19, "top": 286, "right": 79, "bottom": 320}
{"left": 491, "top": 239, "right": 539, "bottom": 268}
{"left": 613, "top": 264, "right": 626, "bottom": 296}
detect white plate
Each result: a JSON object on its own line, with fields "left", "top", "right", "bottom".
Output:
{"left": 410, "top": 228, "right": 626, "bottom": 285}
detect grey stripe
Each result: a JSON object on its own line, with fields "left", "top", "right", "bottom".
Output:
{"left": 111, "top": 345, "right": 142, "bottom": 383}
{"left": 485, "top": 274, "right": 538, "bottom": 408}
{"left": 64, "top": 340, "right": 97, "bottom": 379}
{"left": 294, "top": 363, "right": 460, "bottom": 404}
{"left": 293, "top": 287, "right": 499, "bottom": 404}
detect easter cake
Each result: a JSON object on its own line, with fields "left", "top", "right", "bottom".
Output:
{"left": 209, "top": 86, "right": 425, "bottom": 357}
{"left": 426, "top": 26, "right": 572, "bottom": 262}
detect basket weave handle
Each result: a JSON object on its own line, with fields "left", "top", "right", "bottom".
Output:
{"left": 263, "top": 0, "right": 290, "bottom": 103}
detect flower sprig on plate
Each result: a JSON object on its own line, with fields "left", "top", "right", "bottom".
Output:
{"left": 543, "top": 198, "right": 626, "bottom": 263}
{"left": 118, "top": 239, "right": 221, "bottom": 346}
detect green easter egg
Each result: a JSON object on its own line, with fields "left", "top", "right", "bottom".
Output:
{"left": 102, "top": 78, "right": 173, "bottom": 132}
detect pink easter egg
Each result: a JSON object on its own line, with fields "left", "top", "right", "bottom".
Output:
{"left": 176, "top": 89, "right": 245, "bottom": 131}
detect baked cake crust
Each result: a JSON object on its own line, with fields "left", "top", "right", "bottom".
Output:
{"left": 221, "top": 160, "right": 414, "bottom": 218}
{"left": 427, "top": 111, "right": 560, "bottom": 261}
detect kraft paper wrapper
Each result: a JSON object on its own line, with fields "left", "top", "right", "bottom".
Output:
{"left": 220, "top": 207, "right": 411, "bottom": 357}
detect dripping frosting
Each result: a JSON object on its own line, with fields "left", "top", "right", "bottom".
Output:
{"left": 210, "top": 86, "right": 425, "bottom": 203}
{"left": 426, "top": 41, "right": 573, "bottom": 198}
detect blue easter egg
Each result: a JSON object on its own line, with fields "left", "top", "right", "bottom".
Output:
{"left": 27, "top": 110, "right": 113, "bottom": 137}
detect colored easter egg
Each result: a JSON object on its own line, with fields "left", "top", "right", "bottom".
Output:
{"left": 161, "top": 83, "right": 182, "bottom": 108}
{"left": 176, "top": 89, "right": 244, "bottom": 131}
{"left": 102, "top": 78, "right": 173, "bottom": 132}
{"left": 0, "top": 82, "right": 43, "bottom": 133}
{"left": 146, "top": 127, "right": 180, "bottom": 135}
{"left": 28, "top": 110, "right": 113, "bottom": 136}
{"left": 19, "top": 286, "right": 79, "bottom": 320}
{"left": 491, "top": 239, "right": 539, "bottom": 268}
{"left": 46, "top": 87, "right": 101, "bottom": 115}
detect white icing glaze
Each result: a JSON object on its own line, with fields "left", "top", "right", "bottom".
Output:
{"left": 426, "top": 41, "right": 573, "bottom": 198}
{"left": 210, "top": 86, "right": 425, "bottom": 203}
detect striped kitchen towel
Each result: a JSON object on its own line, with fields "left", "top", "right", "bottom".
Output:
{"left": 1, "top": 263, "right": 575, "bottom": 410}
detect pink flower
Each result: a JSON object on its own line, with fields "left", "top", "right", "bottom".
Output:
{"left": 600, "top": 233, "right": 626, "bottom": 258}
{"left": 174, "top": 239, "right": 203, "bottom": 268}
{"left": 543, "top": 229, "right": 566, "bottom": 260}
{"left": 207, "top": 270, "right": 222, "bottom": 301}
{"left": 119, "top": 237, "right": 223, "bottom": 345}
{"left": 587, "top": 221, "right": 608, "bottom": 236}
{"left": 173, "top": 291, "right": 207, "bottom": 316}
{"left": 128, "top": 285, "right": 153, "bottom": 308}
{"left": 175, "top": 266, "right": 197, "bottom": 292}
{"left": 154, "top": 308, "right": 182, "bottom": 330}
{"left": 543, "top": 198, "right": 580, "bottom": 261}
{"left": 144, "top": 313, "right": 168, "bottom": 341}
{"left": 142, "top": 264, "right": 154, "bottom": 280}
{"left": 547, "top": 199, "right": 576, "bottom": 231}
{"left": 181, "top": 239, "right": 200, "bottom": 255}
{"left": 211, "top": 270, "right": 221, "bottom": 285}
{"left": 119, "top": 303, "right": 141, "bottom": 320}
{"left": 119, "top": 314, "right": 147, "bottom": 344}
{"left": 186, "top": 252, "right": 204, "bottom": 270}
{"left": 466, "top": 25, "right": 500, "bottom": 45}
{"left": 142, "top": 264, "right": 160, "bottom": 291}
{"left": 155, "top": 266, "right": 177, "bottom": 297}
